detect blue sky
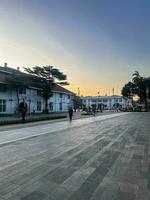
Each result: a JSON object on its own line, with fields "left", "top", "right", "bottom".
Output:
{"left": 0, "top": 0, "right": 150, "bottom": 95}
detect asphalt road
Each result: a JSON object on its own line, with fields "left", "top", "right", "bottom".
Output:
{"left": 0, "top": 112, "right": 150, "bottom": 200}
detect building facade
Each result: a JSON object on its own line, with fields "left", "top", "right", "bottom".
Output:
{"left": 81, "top": 95, "right": 133, "bottom": 110}
{"left": 0, "top": 65, "right": 73, "bottom": 114}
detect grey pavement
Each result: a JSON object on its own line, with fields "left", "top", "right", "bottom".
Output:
{"left": 0, "top": 110, "right": 116, "bottom": 132}
{"left": 0, "top": 112, "right": 150, "bottom": 200}
{"left": 0, "top": 113, "right": 68, "bottom": 121}
{"left": 0, "top": 113, "right": 127, "bottom": 145}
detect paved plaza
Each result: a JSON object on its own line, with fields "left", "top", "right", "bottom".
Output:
{"left": 0, "top": 112, "right": 150, "bottom": 200}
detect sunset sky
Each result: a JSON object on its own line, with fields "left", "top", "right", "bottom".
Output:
{"left": 0, "top": 0, "right": 150, "bottom": 96}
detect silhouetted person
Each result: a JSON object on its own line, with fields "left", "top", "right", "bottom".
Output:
{"left": 92, "top": 107, "right": 96, "bottom": 116}
{"left": 19, "top": 101, "right": 28, "bottom": 123}
{"left": 68, "top": 107, "right": 73, "bottom": 122}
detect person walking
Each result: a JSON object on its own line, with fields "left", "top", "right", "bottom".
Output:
{"left": 19, "top": 100, "right": 28, "bottom": 123}
{"left": 92, "top": 106, "right": 96, "bottom": 116}
{"left": 68, "top": 107, "right": 73, "bottom": 122}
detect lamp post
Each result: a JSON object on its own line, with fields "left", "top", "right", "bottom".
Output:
{"left": 97, "top": 91, "right": 101, "bottom": 110}
{"left": 78, "top": 87, "right": 80, "bottom": 96}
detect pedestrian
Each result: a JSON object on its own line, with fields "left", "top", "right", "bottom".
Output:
{"left": 92, "top": 107, "right": 96, "bottom": 116}
{"left": 68, "top": 107, "right": 73, "bottom": 122}
{"left": 19, "top": 100, "right": 28, "bottom": 123}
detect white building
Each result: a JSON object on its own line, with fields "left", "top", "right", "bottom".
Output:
{"left": 0, "top": 65, "right": 74, "bottom": 114}
{"left": 81, "top": 95, "right": 133, "bottom": 110}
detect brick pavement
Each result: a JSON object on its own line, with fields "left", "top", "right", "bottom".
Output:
{"left": 0, "top": 113, "right": 149, "bottom": 200}
{"left": 0, "top": 110, "right": 116, "bottom": 132}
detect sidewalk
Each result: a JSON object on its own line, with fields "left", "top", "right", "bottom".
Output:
{"left": 0, "top": 112, "right": 128, "bottom": 146}
{"left": 0, "top": 110, "right": 119, "bottom": 132}
{"left": 0, "top": 112, "right": 67, "bottom": 121}
{"left": 0, "top": 112, "right": 149, "bottom": 200}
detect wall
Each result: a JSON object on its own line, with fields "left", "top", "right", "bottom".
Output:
{"left": 82, "top": 96, "right": 131, "bottom": 110}
{"left": 0, "top": 88, "right": 72, "bottom": 114}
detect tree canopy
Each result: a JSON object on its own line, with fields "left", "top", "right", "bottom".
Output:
{"left": 121, "top": 71, "right": 150, "bottom": 110}
{"left": 73, "top": 95, "right": 82, "bottom": 110}
{"left": 24, "top": 65, "right": 69, "bottom": 113}
{"left": 6, "top": 72, "right": 28, "bottom": 105}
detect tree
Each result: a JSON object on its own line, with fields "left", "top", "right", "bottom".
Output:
{"left": 6, "top": 73, "right": 28, "bottom": 107}
{"left": 73, "top": 95, "right": 82, "bottom": 110}
{"left": 132, "top": 71, "right": 146, "bottom": 104}
{"left": 24, "top": 65, "right": 68, "bottom": 113}
{"left": 144, "top": 77, "right": 150, "bottom": 100}
{"left": 122, "top": 71, "right": 150, "bottom": 111}
{"left": 143, "top": 77, "right": 150, "bottom": 111}
{"left": 121, "top": 81, "right": 136, "bottom": 98}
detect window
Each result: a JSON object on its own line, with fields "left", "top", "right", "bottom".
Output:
{"left": 37, "top": 90, "right": 42, "bottom": 96}
{"left": 60, "top": 93, "right": 63, "bottom": 98}
{"left": 37, "top": 101, "right": 41, "bottom": 111}
{"left": 19, "top": 88, "right": 26, "bottom": 94}
{"left": 59, "top": 102, "right": 62, "bottom": 111}
{"left": 68, "top": 95, "right": 70, "bottom": 99}
{"left": 49, "top": 102, "right": 53, "bottom": 111}
{"left": 103, "top": 99, "right": 108, "bottom": 102}
{"left": 0, "top": 99, "right": 6, "bottom": 112}
{"left": 119, "top": 98, "right": 122, "bottom": 102}
{"left": 0, "top": 83, "right": 7, "bottom": 92}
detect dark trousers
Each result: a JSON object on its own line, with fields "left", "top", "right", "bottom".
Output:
{"left": 69, "top": 113, "right": 73, "bottom": 121}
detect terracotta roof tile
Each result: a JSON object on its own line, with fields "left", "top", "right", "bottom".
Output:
{"left": 0, "top": 66, "right": 74, "bottom": 94}
{"left": 53, "top": 84, "right": 74, "bottom": 94}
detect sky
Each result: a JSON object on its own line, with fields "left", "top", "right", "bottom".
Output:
{"left": 0, "top": 0, "right": 150, "bottom": 96}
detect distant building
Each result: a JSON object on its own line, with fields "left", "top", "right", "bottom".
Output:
{"left": 81, "top": 95, "right": 133, "bottom": 110}
{"left": 0, "top": 64, "right": 74, "bottom": 114}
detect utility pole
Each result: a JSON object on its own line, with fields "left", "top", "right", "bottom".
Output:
{"left": 77, "top": 87, "right": 80, "bottom": 96}
{"left": 112, "top": 88, "right": 114, "bottom": 96}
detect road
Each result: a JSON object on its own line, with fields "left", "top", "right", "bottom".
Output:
{"left": 0, "top": 112, "right": 150, "bottom": 200}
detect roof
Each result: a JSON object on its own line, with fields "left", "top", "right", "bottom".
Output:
{"left": 0, "top": 66, "right": 23, "bottom": 75}
{"left": 82, "top": 95, "right": 123, "bottom": 99}
{"left": 53, "top": 84, "right": 74, "bottom": 94}
{"left": 0, "top": 65, "right": 73, "bottom": 94}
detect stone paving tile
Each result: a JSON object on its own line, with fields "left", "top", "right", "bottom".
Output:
{"left": 21, "top": 191, "right": 46, "bottom": 200}
{"left": 0, "top": 113, "right": 150, "bottom": 200}
{"left": 62, "top": 166, "right": 95, "bottom": 192}
{"left": 90, "top": 146, "right": 135, "bottom": 200}
{"left": 68, "top": 150, "right": 121, "bottom": 200}
{"left": 43, "top": 166, "right": 78, "bottom": 184}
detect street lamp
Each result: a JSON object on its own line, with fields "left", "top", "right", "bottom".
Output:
{"left": 78, "top": 87, "right": 80, "bottom": 96}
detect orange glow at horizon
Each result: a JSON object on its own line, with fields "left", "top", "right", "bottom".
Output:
{"left": 66, "top": 84, "right": 122, "bottom": 96}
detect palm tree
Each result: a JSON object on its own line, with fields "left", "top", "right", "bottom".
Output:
{"left": 122, "top": 71, "right": 150, "bottom": 111}
{"left": 143, "top": 77, "right": 150, "bottom": 111}
{"left": 121, "top": 81, "right": 135, "bottom": 98}
{"left": 132, "top": 71, "right": 146, "bottom": 104}
{"left": 24, "top": 65, "right": 68, "bottom": 113}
